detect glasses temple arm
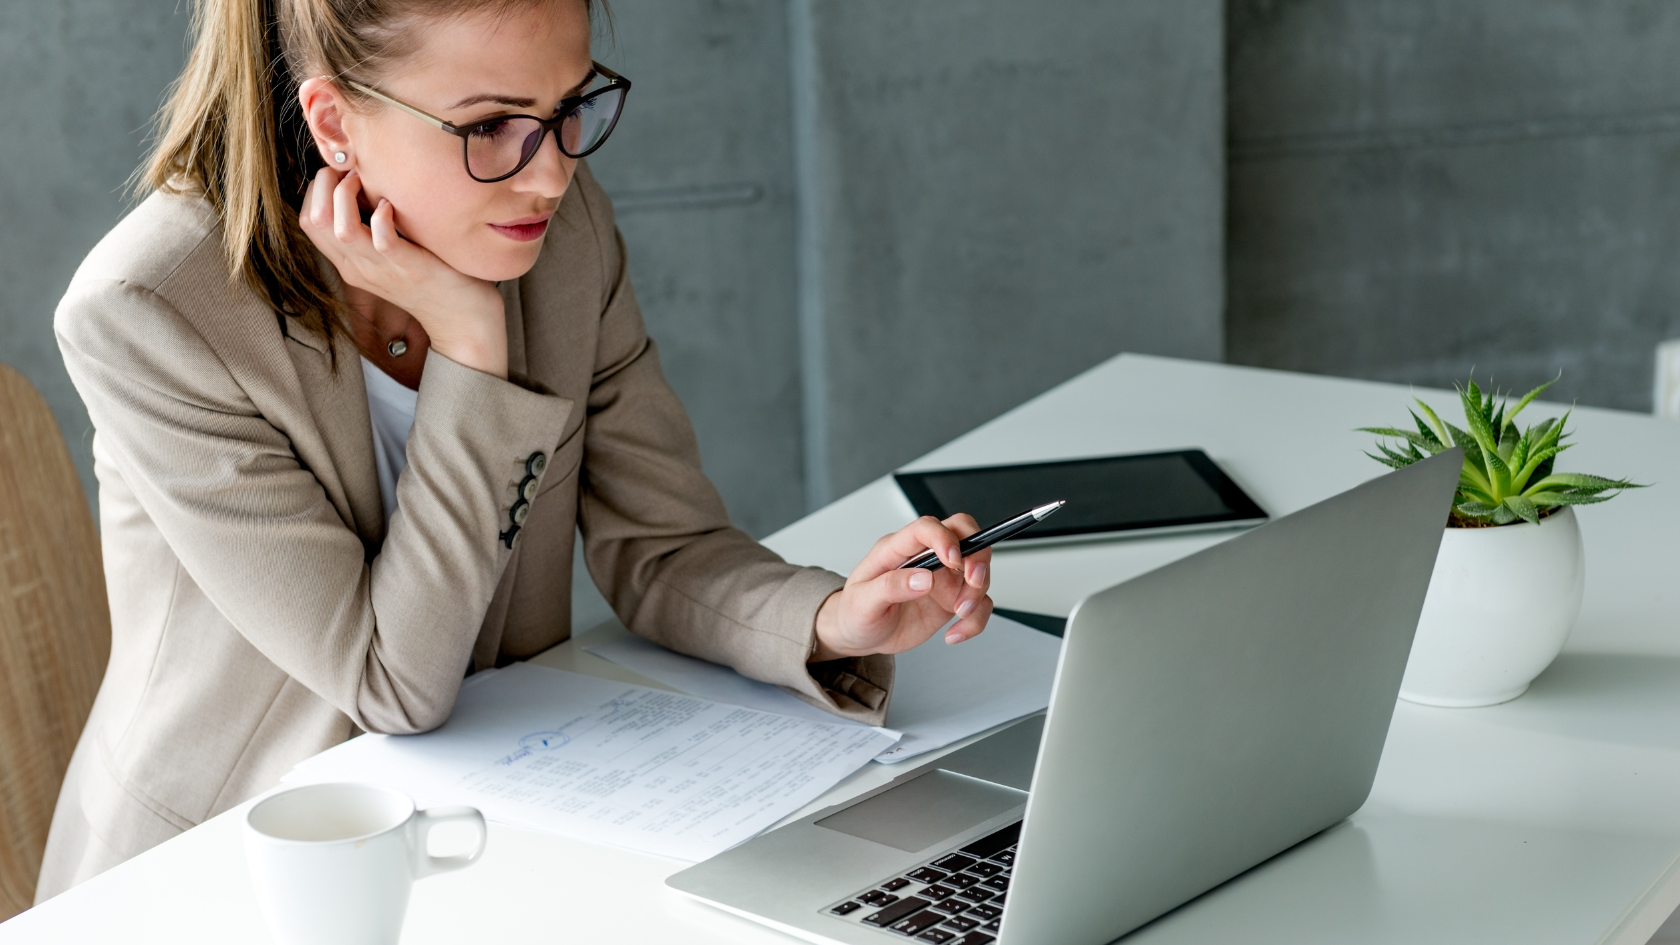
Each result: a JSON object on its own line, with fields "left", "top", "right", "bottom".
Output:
{"left": 345, "top": 80, "right": 456, "bottom": 133}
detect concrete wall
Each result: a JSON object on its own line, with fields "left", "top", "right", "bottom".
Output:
{"left": 797, "top": 0, "right": 1226, "bottom": 501}
{"left": 0, "top": 3, "right": 189, "bottom": 510}
{"left": 586, "top": 0, "right": 806, "bottom": 540}
{"left": 593, "top": 0, "right": 1228, "bottom": 511}
{"left": 1227, "top": 0, "right": 1680, "bottom": 411}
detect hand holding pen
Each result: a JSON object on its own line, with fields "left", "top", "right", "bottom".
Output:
{"left": 897, "top": 501, "right": 1065, "bottom": 572}
{"left": 810, "top": 501, "right": 1064, "bottom": 660}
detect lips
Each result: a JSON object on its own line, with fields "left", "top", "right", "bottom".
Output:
{"left": 490, "top": 214, "right": 553, "bottom": 242}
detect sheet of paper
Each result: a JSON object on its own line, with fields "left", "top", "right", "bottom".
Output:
{"left": 585, "top": 614, "right": 1062, "bottom": 763}
{"left": 283, "top": 663, "right": 899, "bottom": 862}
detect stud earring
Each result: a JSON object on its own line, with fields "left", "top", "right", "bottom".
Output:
{"left": 333, "top": 151, "right": 347, "bottom": 164}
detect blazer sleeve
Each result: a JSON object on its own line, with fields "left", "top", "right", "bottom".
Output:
{"left": 56, "top": 278, "right": 570, "bottom": 735}
{"left": 570, "top": 175, "right": 894, "bottom": 726}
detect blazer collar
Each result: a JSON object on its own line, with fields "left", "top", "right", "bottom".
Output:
{"left": 282, "top": 271, "right": 530, "bottom": 553}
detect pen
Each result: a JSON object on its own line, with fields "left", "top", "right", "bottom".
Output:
{"left": 898, "top": 501, "right": 1066, "bottom": 572}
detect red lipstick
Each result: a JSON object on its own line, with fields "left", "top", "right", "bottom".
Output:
{"left": 490, "top": 213, "right": 553, "bottom": 242}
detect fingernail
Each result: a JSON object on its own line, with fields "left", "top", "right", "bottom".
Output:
{"left": 971, "top": 563, "right": 988, "bottom": 587}
{"left": 946, "top": 630, "right": 964, "bottom": 644}
{"left": 956, "top": 599, "right": 976, "bottom": 619}
{"left": 908, "top": 570, "right": 932, "bottom": 591}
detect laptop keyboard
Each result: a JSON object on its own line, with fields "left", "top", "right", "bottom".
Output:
{"left": 823, "top": 820, "right": 1020, "bottom": 944}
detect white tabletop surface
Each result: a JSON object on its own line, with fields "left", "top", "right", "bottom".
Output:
{"left": 5, "top": 354, "right": 1678, "bottom": 944}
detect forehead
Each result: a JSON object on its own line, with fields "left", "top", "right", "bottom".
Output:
{"left": 388, "top": 3, "right": 594, "bottom": 106}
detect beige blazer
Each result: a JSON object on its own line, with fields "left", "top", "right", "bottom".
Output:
{"left": 37, "top": 163, "right": 892, "bottom": 901}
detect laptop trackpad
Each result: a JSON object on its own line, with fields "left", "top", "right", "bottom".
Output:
{"left": 816, "top": 770, "right": 1027, "bottom": 853}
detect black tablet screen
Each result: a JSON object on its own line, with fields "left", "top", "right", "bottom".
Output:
{"left": 894, "top": 451, "right": 1265, "bottom": 541}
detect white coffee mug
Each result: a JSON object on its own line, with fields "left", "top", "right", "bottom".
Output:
{"left": 244, "top": 783, "right": 487, "bottom": 945}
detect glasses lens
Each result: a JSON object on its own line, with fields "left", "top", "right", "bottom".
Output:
{"left": 464, "top": 116, "right": 547, "bottom": 181}
{"left": 559, "top": 87, "right": 626, "bottom": 157}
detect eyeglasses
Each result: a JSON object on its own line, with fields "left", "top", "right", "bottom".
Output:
{"left": 346, "top": 62, "right": 630, "bottom": 183}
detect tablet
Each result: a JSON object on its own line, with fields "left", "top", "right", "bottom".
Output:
{"left": 893, "top": 450, "right": 1267, "bottom": 546}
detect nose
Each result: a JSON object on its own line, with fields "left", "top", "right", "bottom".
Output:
{"left": 511, "top": 127, "right": 573, "bottom": 199}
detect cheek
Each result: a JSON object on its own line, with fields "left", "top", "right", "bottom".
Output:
{"left": 383, "top": 176, "right": 488, "bottom": 264}
{"left": 355, "top": 123, "right": 557, "bottom": 282}
{"left": 356, "top": 126, "right": 490, "bottom": 263}
{"left": 423, "top": 202, "right": 549, "bottom": 283}
{"left": 368, "top": 166, "right": 549, "bottom": 282}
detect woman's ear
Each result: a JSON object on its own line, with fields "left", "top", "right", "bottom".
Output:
{"left": 298, "top": 77, "right": 355, "bottom": 169}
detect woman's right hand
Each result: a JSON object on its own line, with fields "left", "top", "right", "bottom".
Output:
{"left": 300, "top": 166, "right": 509, "bottom": 379}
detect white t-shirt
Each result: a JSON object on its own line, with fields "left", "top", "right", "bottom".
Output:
{"left": 360, "top": 356, "right": 418, "bottom": 521}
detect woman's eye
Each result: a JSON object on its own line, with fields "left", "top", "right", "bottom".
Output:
{"left": 468, "top": 119, "right": 513, "bottom": 140}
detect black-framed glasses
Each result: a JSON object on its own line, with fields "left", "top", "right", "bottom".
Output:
{"left": 347, "top": 62, "right": 630, "bottom": 183}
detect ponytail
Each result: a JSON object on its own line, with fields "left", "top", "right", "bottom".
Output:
{"left": 144, "top": 0, "right": 338, "bottom": 346}
{"left": 141, "top": 0, "right": 605, "bottom": 353}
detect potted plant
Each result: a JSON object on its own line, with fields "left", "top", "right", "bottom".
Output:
{"left": 1362, "top": 377, "right": 1642, "bottom": 707}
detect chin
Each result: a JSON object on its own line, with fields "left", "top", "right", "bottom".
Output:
{"left": 448, "top": 240, "right": 546, "bottom": 283}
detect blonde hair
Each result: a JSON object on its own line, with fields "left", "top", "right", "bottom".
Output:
{"left": 141, "top": 0, "right": 600, "bottom": 348}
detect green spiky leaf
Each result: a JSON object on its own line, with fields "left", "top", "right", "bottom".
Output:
{"left": 1526, "top": 491, "right": 1616, "bottom": 508}
{"left": 1459, "top": 386, "right": 1502, "bottom": 456}
{"left": 1497, "top": 422, "right": 1520, "bottom": 461}
{"left": 1504, "top": 494, "right": 1541, "bottom": 525}
{"left": 1455, "top": 500, "right": 1499, "bottom": 518}
{"left": 1363, "top": 373, "right": 1644, "bottom": 527}
{"left": 1415, "top": 399, "right": 1451, "bottom": 444}
{"left": 1411, "top": 410, "right": 1446, "bottom": 449}
{"left": 1527, "top": 472, "right": 1638, "bottom": 494}
{"left": 1504, "top": 374, "right": 1559, "bottom": 429}
{"left": 1457, "top": 477, "right": 1495, "bottom": 503}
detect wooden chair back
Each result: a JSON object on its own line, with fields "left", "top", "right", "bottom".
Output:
{"left": 0, "top": 364, "right": 109, "bottom": 919}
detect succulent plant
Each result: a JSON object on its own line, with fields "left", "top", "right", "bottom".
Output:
{"left": 1362, "top": 376, "right": 1642, "bottom": 527}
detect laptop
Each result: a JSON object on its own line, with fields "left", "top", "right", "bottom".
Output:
{"left": 667, "top": 449, "right": 1461, "bottom": 945}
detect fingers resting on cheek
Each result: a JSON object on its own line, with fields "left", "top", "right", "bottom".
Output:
{"left": 332, "top": 170, "right": 365, "bottom": 244}
{"left": 370, "top": 199, "right": 397, "bottom": 254}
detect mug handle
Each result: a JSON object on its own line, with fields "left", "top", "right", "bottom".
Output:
{"left": 409, "top": 806, "right": 487, "bottom": 879}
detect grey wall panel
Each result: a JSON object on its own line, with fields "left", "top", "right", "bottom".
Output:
{"left": 1228, "top": 0, "right": 1680, "bottom": 411}
{"left": 588, "top": 0, "right": 805, "bottom": 538}
{"left": 1228, "top": 1, "right": 1680, "bottom": 137}
{"left": 0, "top": 2, "right": 188, "bottom": 510}
{"left": 802, "top": 0, "right": 1226, "bottom": 500}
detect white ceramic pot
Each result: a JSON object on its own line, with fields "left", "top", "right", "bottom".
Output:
{"left": 1398, "top": 505, "right": 1585, "bottom": 707}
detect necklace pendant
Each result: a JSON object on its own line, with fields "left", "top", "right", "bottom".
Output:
{"left": 387, "top": 338, "right": 409, "bottom": 358}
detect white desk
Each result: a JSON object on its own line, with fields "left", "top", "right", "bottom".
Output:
{"left": 5, "top": 354, "right": 1679, "bottom": 944}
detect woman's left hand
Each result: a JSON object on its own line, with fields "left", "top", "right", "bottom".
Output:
{"left": 811, "top": 514, "right": 993, "bottom": 661}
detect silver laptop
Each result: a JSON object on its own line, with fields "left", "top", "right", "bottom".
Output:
{"left": 668, "top": 449, "right": 1461, "bottom": 945}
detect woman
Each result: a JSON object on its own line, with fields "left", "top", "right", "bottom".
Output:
{"left": 38, "top": 0, "right": 994, "bottom": 899}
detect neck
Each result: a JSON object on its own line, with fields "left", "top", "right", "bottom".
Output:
{"left": 340, "top": 281, "right": 431, "bottom": 390}
{"left": 342, "top": 284, "right": 411, "bottom": 340}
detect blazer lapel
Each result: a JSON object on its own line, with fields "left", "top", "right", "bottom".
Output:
{"left": 281, "top": 278, "right": 526, "bottom": 558}
{"left": 284, "top": 325, "right": 385, "bottom": 551}
{"left": 501, "top": 279, "right": 529, "bottom": 384}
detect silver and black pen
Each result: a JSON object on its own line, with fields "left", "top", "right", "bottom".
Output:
{"left": 897, "top": 501, "right": 1066, "bottom": 572}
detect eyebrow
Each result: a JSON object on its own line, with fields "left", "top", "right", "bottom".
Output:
{"left": 446, "top": 68, "right": 599, "bottom": 113}
{"left": 448, "top": 92, "right": 536, "bottom": 110}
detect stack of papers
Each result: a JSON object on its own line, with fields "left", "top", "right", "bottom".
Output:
{"left": 284, "top": 663, "right": 898, "bottom": 861}
{"left": 586, "top": 613, "right": 1063, "bottom": 763}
